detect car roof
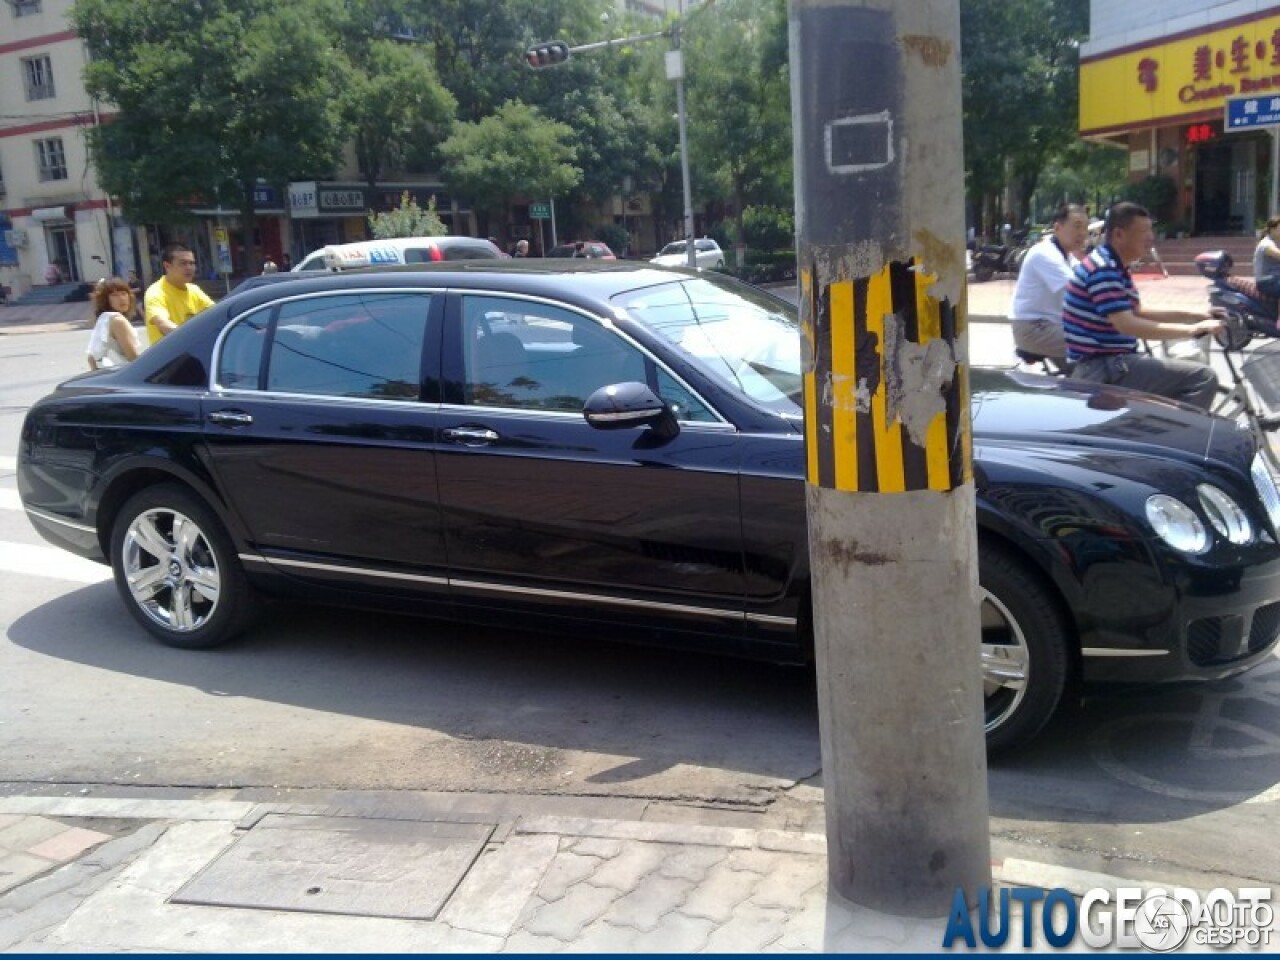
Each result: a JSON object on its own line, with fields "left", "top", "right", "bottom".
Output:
{"left": 219, "top": 260, "right": 713, "bottom": 318}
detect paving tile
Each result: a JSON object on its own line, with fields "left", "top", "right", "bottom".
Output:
{"left": 0, "top": 818, "right": 67, "bottom": 855}
{"left": 522, "top": 883, "right": 620, "bottom": 941}
{"left": 702, "top": 904, "right": 790, "bottom": 952}
{"left": 747, "top": 856, "right": 826, "bottom": 911}
{"left": 585, "top": 842, "right": 667, "bottom": 891}
{"left": 438, "top": 834, "right": 558, "bottom": 938}
{"left": 600, "top": 872, "right": 693, "bottom": 932}
{"left": 0, "top": 815, "right": 21, "bottom": 832}
{"left": 567, "top": 837, "right": 621, "bottom": 860}
{"left": 563, "top": 919, "right": 641, "bottom": 953}
{"left": 658, "top": 844, "right": 727, "bottom": 883}
{"left": 680, "top": 860, "right": 762, "bottom": 922}
{"left": 0, "top": 852, "right": 56, "bottom": 896}
{"left": 27, "top": 828, "right": 112, "bottom": 864}
{"left": 536, "top": 851, "right": 602, "bottom": 903}
{"left": 627, "top": 912, "right": 716, "bottom": 952}
{"left": 502, "top": 928, "right": 567, "bottom": 953}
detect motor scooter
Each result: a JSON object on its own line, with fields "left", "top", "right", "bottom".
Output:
{"left": 1194, "top": 249, "right": 1279, "bottom": 350}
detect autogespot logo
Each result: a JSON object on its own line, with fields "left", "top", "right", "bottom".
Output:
{"left": 942, "top": 885, "right": 1273, "bottom": 950}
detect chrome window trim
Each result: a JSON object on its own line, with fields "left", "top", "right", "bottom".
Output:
{"left": 436, "top": 401, "right": 737, "bottom": 432}
{"left": 745, "top": 612, "right": 799, "bottom": 626}
{"left": 450, "top": 576, "right": 742, "bottom": 620}
{"left": 25, "top": 506, "right": 95, "bottom": 534}
{"left": 454, "top": 290, "right": 730, "bottom": 426}
{"left": 243, "top": 554, "right": 448, "bottom": 586}
{"left": 1080, "top": 648, "right": 1169, "bottom": 658}
{"left": 240, "top": 552, "right": 777, "bottom": 623}
{"left": 211, "top": 386, "right": 440, "bottom": 410}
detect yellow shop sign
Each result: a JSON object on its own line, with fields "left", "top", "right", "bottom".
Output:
{"left": 1081, "top": 12, "right": 1280, "bottom": 136}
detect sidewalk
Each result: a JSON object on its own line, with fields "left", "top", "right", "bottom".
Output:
{"left": 0, "top": 787, "right": 1199, "bottom": 953}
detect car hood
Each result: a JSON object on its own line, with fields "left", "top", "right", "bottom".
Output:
{"left": 971, "top": 369, "right": 1253, "bottom": 471}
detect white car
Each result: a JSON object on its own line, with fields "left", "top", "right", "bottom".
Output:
{"left": 292, "top": 236, "right": 504, "bottom": 272}
{"left": 650, "top": 238, "right": 725, "bottom": 270}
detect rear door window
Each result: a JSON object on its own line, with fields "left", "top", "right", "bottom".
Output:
{"left": 217, "top": 293, "right": 433, "bottom": 401}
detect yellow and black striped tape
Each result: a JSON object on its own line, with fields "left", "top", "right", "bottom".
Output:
{"left": 801, "top": 259, "right": 970, "bottom": 494}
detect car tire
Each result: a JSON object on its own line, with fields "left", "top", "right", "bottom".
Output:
{"left": 978, "top": 543, "right": 1071, "bottom": 753}
{"left": 973, "top": 264, "right": 994, "bottom": 283}
{"left": 109, "top": 484, "right": 256, "bottom": 649}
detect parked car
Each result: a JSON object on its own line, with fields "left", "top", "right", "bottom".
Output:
{"left": 291, "top": 236, "right": 504, "bottom": 272}
{"left": 17, "top": 261, "right": 1280, "bottom": 751}
{"left": 547, "top": 241, "right": 616, "bottom": 259}
{"left": 650, "top": 238, "right": 725, "bottom": 270}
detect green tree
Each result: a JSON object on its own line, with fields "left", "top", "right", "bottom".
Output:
{"left": 682, "top": 0, "right": 792, "bottom": 241}
{"left": 368, "top": 192, "right": 448, "bottom": 239}
{"left": 72, "top": 0, "right": 349, "bottom": 273}
{"left": 438, "top": 101, "right": 582, "bottom": 234}
{"left": 339, "top": 37, "right": 456, "bottom": 189}
{"left": 961, "top": 0, "right": 1090, "bottom": 235}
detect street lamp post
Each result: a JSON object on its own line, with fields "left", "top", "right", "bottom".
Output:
{"left": 667, "top": 32, "right": 697, "bottom": 269}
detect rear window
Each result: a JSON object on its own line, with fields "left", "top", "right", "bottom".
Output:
{"left": 438, "top": 242, "right": 501, "bottom": 261}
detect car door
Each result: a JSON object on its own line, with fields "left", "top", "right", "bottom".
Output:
{"left": 202, "top": 289, "right": 448, "bottom": 594}
{"left": 435, "top": 291, "right": 747, "bottom": 642}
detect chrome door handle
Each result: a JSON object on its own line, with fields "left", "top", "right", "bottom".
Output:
{"left": 207, "top": 410, "right": 254, "bottom": 426}
{"left": 442, "top": 426, "right": 499, "bottom": 444}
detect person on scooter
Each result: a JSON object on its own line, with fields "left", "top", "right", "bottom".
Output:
{"left": 1008, "top": 203, "right": 1089, "bottom": 369}
{"left": 1063, "top": 201, "right": 1224, "bottom": 410}
{"left": 1253, "top": 214, "right": 1280, "bottom": 299}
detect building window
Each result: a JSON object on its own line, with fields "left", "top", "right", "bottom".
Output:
{"left": 35, "top": 137, "right": 67, "bottom": 181}
{"left": 13, "top": 0, "right": 42, "bottom": 15}
{"left": 22, "top": 55, "right": 55, "bottom": 101}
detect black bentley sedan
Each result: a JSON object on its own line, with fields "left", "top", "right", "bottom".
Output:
{"left": 17, "top": 262, "right": 1280, "bottom": 751}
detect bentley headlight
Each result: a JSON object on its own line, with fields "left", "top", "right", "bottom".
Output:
{"left": 1196, "top": 484, "right": 1253, "bottom": 545}
{"left": 1145, "top": 494, "right": 1209, "bottom": 553}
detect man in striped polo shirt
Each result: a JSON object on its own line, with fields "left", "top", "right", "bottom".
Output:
{"left": 1063, "top": 202, "right": 1222, "bottom": 409}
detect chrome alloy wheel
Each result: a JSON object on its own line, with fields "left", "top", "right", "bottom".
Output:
{"left": 121, "top": 507, "right": 221, "bottom": 632}
{"left": 980, "top": 588, "right": 1029, "bottom": 733}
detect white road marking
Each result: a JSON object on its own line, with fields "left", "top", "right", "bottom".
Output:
{"left": 0, "top": 489, "right": 20, "bottom": 511}
{"left": 0, "top": 540, "right": 110, "bottom": 583}
{"left": 0, "top": 455, "right": 16, "bottom": 471}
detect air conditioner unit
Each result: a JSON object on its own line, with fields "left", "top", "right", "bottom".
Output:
{"left": 4, "top": 229, "right": 27, "bottom": 248}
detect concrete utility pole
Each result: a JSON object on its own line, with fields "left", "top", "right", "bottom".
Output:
{"left": 789, "top": 0, "right": 990, "bottom": 917}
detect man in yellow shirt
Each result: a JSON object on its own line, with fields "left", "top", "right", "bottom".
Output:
{"left": 144, "top": 243, "right": 215, "bottom": 344}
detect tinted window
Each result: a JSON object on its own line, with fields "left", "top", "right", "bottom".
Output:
{"left": 459, "top": 295, "right": 714, "bottom": 421}
{"left": 402, "top": 247, "right": 442, "bottom": 264}
{"left": 438, "top": 241, "right": 500, "bottom": 261}
{"left": 218, "top": 311, "right": 269, "bottom": 388}
{"left": 252, "top": 293, "right": 430, "bottom": 401}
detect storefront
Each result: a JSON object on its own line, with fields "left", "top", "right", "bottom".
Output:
{"left": 286, "top": 181, "right": 475, "bottom": 262}
{"left": 1080, "top": 5, "right": 1280, "bottom": 235}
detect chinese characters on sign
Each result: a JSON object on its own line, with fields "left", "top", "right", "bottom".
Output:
{"left": 1153, "top": 28, "right": 1280, "bottom": 104}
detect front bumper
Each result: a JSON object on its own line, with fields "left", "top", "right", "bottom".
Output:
{"left": 1082, "top": 554, "right": 1280, "bottom": 684}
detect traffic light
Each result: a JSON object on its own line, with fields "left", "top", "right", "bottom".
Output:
{"left": 525, "top": 41, "right": 571, "bottom": 69}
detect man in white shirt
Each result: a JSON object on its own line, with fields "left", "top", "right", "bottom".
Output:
{"left": 1008, "top": 204, "right": 1089, "bottom": 369}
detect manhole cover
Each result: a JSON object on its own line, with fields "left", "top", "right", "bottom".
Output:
{"left": 172, "top": 814, "right": 494, "bottom": 920}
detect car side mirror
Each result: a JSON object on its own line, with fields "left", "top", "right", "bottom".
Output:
{"left": 583, "top": 382, "right": 679, "bottom": 437}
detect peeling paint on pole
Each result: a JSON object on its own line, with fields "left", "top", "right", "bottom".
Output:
{"left": 802, "top": 259, "right": 971, "bottom": 493}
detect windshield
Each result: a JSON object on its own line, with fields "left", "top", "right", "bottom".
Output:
{"left": 658, "top": 242, "right": 688, "bottom": 256}
{"left": 613, "top": 277, "right": 802, "bottom": 414}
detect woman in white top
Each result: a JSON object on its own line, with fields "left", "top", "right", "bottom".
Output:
{"left": 86, "top": 277, "right": 143, "bottom": 370}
